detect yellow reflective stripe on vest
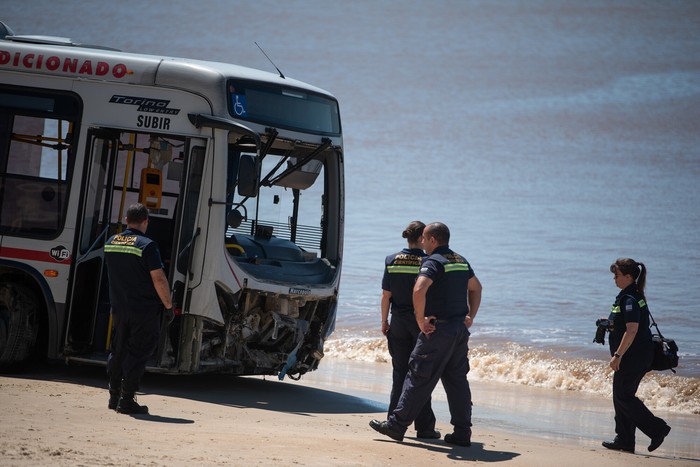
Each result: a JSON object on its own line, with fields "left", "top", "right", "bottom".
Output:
{"left": 611, "top": 298, "right": 646, "bottom": 314}
{"left": 104, "top": 244, "right": 143, "bottom": 257}
{"left": 387, "top": 265, "right": 420, "bottom": 274}
{"left": 444, "top": 263, "right": 470, "bottom": 272}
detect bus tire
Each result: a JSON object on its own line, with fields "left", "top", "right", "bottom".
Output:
{"left": 0, "top": 281, "right": 40, "bottom": 371}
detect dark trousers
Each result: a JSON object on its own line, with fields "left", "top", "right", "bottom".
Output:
{"left": 389, "top": 322, "right": 472, "bottom": 440}
{"left": 107, "top": 307, "right": 161, "bottom": 393}
{"left": 612, "top": 351, "right": 667, "bottom": 445}
{"left": 387, "top": 314, "right": 436, "bottom": 432}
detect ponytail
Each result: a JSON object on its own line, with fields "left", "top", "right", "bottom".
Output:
{"left": 636, "top": 262, "right": 646, "bottom": 298}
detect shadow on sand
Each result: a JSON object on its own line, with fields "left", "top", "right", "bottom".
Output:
{"left": 371, "top": 438, "right": 520, "bottom": 463}
{"left": 6, "top": 361, "right": 384, "bottom": 417}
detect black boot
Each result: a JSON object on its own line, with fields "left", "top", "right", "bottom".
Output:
{"left": 116, "top": 391, "right": 149, "bottom": 415}
{"left": 108, "top": 389, "right": 121, "bottom": 410}
{"left": 108, "top": 379, "right": 122, "bottom": 410}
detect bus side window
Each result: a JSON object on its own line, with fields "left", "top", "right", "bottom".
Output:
{"left": 0, "top": 114, "right": 73, "bottom": 237}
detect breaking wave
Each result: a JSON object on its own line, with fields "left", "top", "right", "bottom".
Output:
{"left": 323, "top": 335, "right": 700, "bottom": 415}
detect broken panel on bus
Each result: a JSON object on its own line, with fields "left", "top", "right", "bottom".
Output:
{"left": 192, "top": 132, "right": 341, "bottom": 378}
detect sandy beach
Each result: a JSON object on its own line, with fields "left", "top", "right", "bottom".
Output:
{"left": 1, "top": 357, "right": 697, "bottom": 466}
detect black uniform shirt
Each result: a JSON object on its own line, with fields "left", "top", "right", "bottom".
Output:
{"left": 419, "top": 245, "right": 474, "bottom": 320}
{"left": 608, "top": 283, "right": 653, "bottom": 356}
{"left": 382, "top": 248, "right": 426, "bottom": 315}
{"left": 104, "top": 227, "right": 163, "bottom": 311}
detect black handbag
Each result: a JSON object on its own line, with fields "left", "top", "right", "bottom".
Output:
{"left": 648, "top": 309, "right": 679, "bottom": 373}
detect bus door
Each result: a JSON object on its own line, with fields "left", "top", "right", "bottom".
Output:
{"left": 158, "top": 138, "right": 207, "bottom": 367}
{"left": 65, "top": 128, "right": 207, "bottom": 363}
{"left": 64, "top": 129, "right": 120, "bottom": 355}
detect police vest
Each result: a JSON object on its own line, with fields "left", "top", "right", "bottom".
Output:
{"left": 104, "top": 228, "right": 162, "bottom": 310}
{"left": 383, "top": 249, "right": 425, "bottom": 314}
{"left": 424, "top": 252, "right": 472, "bottom": 320}
{"left": 608, "top": 291, "right": 653, "bottom": 354}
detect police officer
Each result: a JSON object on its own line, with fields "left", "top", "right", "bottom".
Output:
{"left": 380, "top": 221, "right": 438, "bottom": 439}
{"left": 105, "top": 203, "right": 173, "bottom": 414}
{"left": 371, "top": 222, "right": 482, "bottom": 446}
{"left": 602, "top": 258, "right": 671, "bottom": 453}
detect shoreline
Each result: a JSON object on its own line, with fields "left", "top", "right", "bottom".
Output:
{"left": 1, "top": 358, "right": 698, "bottom": 466}
{"left": 324, "top": 335, "right": 700, "bottom": 415}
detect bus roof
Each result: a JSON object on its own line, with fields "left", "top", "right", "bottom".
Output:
{"left": 0, "top": 35, "right": 336, "bottom": 103}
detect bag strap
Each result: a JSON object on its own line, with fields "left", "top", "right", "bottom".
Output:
{"left": 623, "top": 294, "right": 664, "bottom": 338}
{"left": 648, "top": 310, "right": 664, "bottom": 338}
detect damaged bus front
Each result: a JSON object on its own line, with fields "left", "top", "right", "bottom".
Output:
{"left": 173, "top": 81, "right": 344, "bottom": 379}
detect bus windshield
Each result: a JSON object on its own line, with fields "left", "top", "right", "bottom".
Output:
{"left": 227, "top": 80, "right": 341, "bottom": 136}
{"left": 225, "top": 139, "right": 337, "bottom": 284}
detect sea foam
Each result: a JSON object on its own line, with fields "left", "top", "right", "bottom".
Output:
{"left": 323, "top": 336, "right": 700, "bottom": 415}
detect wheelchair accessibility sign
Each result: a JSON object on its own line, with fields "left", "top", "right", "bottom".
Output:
{"left": 231, "top": 94, "right": 247, "bottom": 117}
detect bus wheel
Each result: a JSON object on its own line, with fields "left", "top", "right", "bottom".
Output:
{"left": 0, "top": 282, "right": 40, "bottom": 370}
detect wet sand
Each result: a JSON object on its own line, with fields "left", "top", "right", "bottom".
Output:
{"left": 0, "top": 358, "right": 697, "bottom": 466}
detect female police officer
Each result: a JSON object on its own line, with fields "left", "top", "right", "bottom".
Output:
{"left": 380, "top": 221, "right": 439, "bottom": 439}
{"left": 602, "top": 258, "right": 671, "bottom": 453}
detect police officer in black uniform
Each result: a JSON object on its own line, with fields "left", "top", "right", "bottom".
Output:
{"left": 602, "top": 258, "right": 671, "bottom": 453}
{"left": 371, "top": 222, "right": 482, "bottom": 446}
{"left": 105, "top": 203, "right": 173, "bottom": 414}
{"left": 380, "top": 221, "right": 438, "bottom": 439}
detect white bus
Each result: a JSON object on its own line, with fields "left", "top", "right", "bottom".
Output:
{"left": 0, "top": 22, "right": 344, "bottom": 379}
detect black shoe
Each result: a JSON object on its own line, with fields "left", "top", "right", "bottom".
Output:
{"left": 369, "top": 419, "right": 404, "bottom": 442}
{"left": 108, "top": 380, "right": 121, "bottom": 410}
{"left": 416, "top": 429, "right": 441, "bottom": 439}
{"left": 108, "top": 393, "right": 120, "bottom": 410}
{"left": 648, "top": 425, "right": 671, "bottom": 452}
{"left": 444, "top": 433, "right": 471, "bottom": 447}
{"left": 602, "top": 439, "right": 634, "bottom": 453}
{"left": 116, "top": 396, "right": 149, "bottom": 415}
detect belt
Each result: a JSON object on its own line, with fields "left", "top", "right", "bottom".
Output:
{"left": 392, "top": 311, "right": 416, "bottom": 319}
{"left": 430, "top": 317, "right": 465, "bottom": 324}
